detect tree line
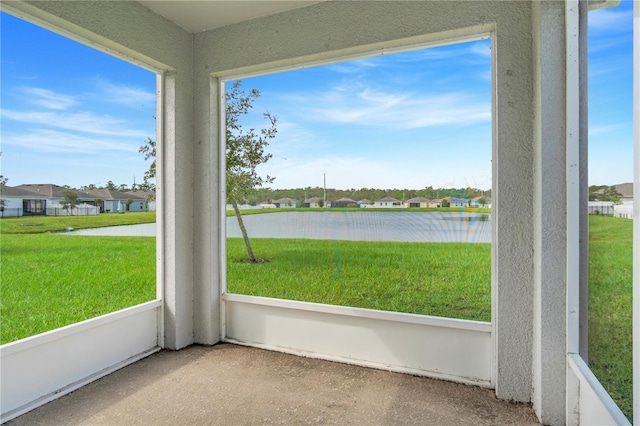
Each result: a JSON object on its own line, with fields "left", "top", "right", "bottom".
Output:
{"left": 245, "top": 186, "right": 491, "bottom": 206}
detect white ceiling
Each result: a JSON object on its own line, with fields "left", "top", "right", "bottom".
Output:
{"left": 138, "top": 1, "right": 324, "bottom": 34}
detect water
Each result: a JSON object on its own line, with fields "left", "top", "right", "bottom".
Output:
{"left": 68, "top": 211, "right": 491, "bottom": 243}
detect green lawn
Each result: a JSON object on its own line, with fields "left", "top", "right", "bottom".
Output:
{"left": 0, "top": 212, "right": 633, "bottom": 419}
{"left": 227, "top": 238, "right": 491, "bottom": 321}
{"left": 0, "top": 211, "right": 156, "bottom": 234}
{"left": 588, "top": 215, "right": 633, "bottom": 420}
{"left": 0, "top": 234, "right": 156, "bottom": 344}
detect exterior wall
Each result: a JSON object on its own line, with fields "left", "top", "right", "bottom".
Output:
{"left": 531, "top": 2, "right": 569, "bottom": 423}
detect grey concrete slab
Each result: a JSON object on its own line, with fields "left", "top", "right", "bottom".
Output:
{"left": 8, "top": 344, "right": 539, "bottom": 425}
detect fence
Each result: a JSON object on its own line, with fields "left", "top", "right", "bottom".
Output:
{"left": 588, "top": 205, "right": 615, "bottom": 216}
{"left": 46, "top": 206, "right": 99, "bottom": 216}
{"left": 0, "top": 207, "right": 100, "bottom": 218}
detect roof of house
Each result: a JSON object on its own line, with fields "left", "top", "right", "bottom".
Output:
{"left": 125, "top": 190, "right": 156, "bottom": 200}
{"left": 0, "top": 185, "right": 47, "bottom": 197}
{"left": 333, "top": 197, "right": 357, "bottom": 203}
{"left": 272, "top": 197, "right": 298, "bottom": 204}
{"left": 376, "top": 196, "right": 400, "bottom": 203}
{"left": 15, "top": 184, "right": 92, "bottom": 199}
{"left": 357, "top": 199, "right": 372, "bottom": 204}
{"left": 444, "top": 197, "right": 470, "bottom": 203}
{"left": 614, "top": 182, "right": 633, "bottom": 198}
{"left": 304, "top": 197, "right": 321, "bottom": 203}
{"left": 405, "top": 197, "right": 431, "bottom": 203}
{"left": 87, "top": 188, "right": 145, "bottom": 200}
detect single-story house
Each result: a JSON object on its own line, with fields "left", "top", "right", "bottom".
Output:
{"left": 357, "top": 199, "right": 372, "bottom": 207}
{"left": 303, "top": 197, "right": 321, "bottom": 208}
{"left": 86, "top": 188, "right": 148, "bottom": 213}
{"left": 374, "top": 196, "right": 402, "bottom": 208}
{"left": 0, "top": 185, "right": 47, "bottom": 217}
{"left": 13, "top": 184, "right": 96, "bottom": 216}
{"left": 331, "top": 197, "right": 358, "bottom": 208}
{"left": 442, "top": 197, "right": 471, "bottom": 208}
{"left": 404, "top": 197, "right": 431, "bottom": 208}
{"left": 427, "top": 199, "right": 443, "bottom": 208}
{"left": 271, "top": 197, "right": 298, "bottom": 208}
{"left": 470, "top": 196, "right": 491, "bottom": 208}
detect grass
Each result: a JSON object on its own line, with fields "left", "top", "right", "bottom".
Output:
{"left": 0, "top": 211, "right": 632, "bottom": 419}
{"left": 0, "top": 212, "right": 156, "bottom": 234}
{"left": 588, "top": 215, "right": 633, "bottom": 420}
{"left": 227, "top": 238, "right": 491, "bottom": 321}
{"left": 0, "top": 234, "right": 156, "bottom": 344}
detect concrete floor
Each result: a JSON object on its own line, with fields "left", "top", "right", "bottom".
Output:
{"left": 8, "top": 344, "right": 540, "bottom": 425}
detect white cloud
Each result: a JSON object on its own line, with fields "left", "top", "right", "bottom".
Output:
{"left": 96, "top": 80, "right": 156, "bottom": 106}
{"left": 1, "top": 129, "right": 140, "bottom": 154}
{"left": 21, "top": 87, "right": 77, "bottom": 110}
{"left": 589, "top": 123, "right": 628, "bottom": 136}
{"left": 284, "top": 85, "right": 490, "bottom": 129}
{"left": 588, "top": 8, "right": 632, "bottom": 32}
{"left": 0, "top": 109, "right": 148, "bottom": 138}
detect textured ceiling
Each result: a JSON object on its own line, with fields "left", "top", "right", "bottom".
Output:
{"left": 138, "top": 1, "right": 323, "bottom": 33}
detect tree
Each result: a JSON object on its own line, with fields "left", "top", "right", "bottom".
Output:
{"left": 139, "top": 137, "right": 156, "bottom": 190}
{"left": 0, "top": 175, "right": 8, "bottom": 186}
{"left": 226, "top": 80, "right": 277, "bottom": 263}
{"left": 60, "top": 189, "right": 79, "bottom": 215}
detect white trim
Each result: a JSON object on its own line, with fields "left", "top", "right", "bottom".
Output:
{"left": 565, "top": 0, "right": 581, "bottom": 357}
{"left": 222, "top": 293, "right": 491, "bottom": 332}
{"left": 567, "top": 354, "right": 631, "bottom": 425}
{"left": 633, "top": 0, "right": 639, "bottom": 422}
{"left": 219, "top": 78, "right": 228, "bottom": 341}
{"left": 156, "top": 71, "right": 166, "bottom": 348}
{"left": 0, "top": 300, "right": 161, "bottom": 356}
{"left": 1, "top": 347, "right": 160, "bottom": 424}
{"left": 224, "top": 296, "right": 492, "bottom": 386}
{"left": 0, "top": 302, "right": 160, "bottom": 422}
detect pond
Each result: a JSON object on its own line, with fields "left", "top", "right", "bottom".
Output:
{"left": 69, "top": 211, "right": 491, "bottom": 243}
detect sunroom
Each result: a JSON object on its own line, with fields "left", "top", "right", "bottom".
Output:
{"left": 0, "top": 1, "right": 637, "bottom": 425}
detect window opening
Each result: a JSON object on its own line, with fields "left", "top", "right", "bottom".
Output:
{"left": 225, "top": 37, "right": 492, "bottom": 321}
{"left": 586, "top": 1, "right": 634, "bottom": 420}
{"left": 0, "top": 12, "right": 158, "bottom": 344}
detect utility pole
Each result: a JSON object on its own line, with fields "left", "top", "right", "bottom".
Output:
{"left": 323, "top": 173, "right": 327, "bottom": 208}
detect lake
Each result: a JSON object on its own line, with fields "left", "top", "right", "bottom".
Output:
{"left": 69, "top": 211, "right": 491, "bottom": 243}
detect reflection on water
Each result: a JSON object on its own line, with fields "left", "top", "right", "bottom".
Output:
{"left": 68, "top": 211, "right": 491, "bottom": 243}
{"left": 227, "top": 211, "right": 491, "bottom": 243}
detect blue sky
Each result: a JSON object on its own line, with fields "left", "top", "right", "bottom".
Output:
{"left": 0, "top": 1, "right": 634, "bottom": 191}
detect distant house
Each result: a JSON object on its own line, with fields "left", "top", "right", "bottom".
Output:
{"left": 443, "top": 197, "right": 470, "bottom": 208}
{"left": 404, "top": 197, "right": 431, "bottom": 208}
{"left": 428, "top": 199, "right": 443, "bottom": 208}
{"left": 15, "top": 184, "right": 95, "bottom": 216}
{"left": 126, "top": 190, "right": 157, "bottom": 211}
{"left": 258, "top": 202, "right": 277, "bottom": 209}
{"left": 332, "top": 197, "right": 358, "bottom": 208}
{"left": 303, "top": 197, "right": 321, "bottom": 208}
{"left": 0, "top": 185, "right": 47, "bottom": 217}
{"left": 271, "top": 197, "right": 298, "bottom": 208}
{"left": 357, "top": 199, "right": 372, "bottom": 207}
{"left": 86, "top": 188, "right": 147, "bottom": 213}
{"left": 470, "top": 196, "right": 491, "bottom": 208}
{"left": 374, "top": 196, "right": 402, "bottom": 208}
